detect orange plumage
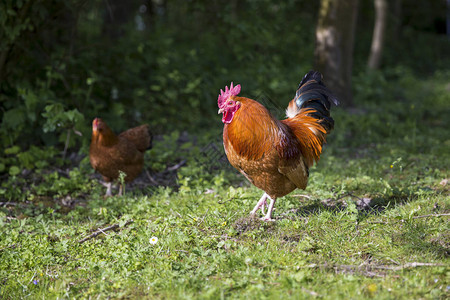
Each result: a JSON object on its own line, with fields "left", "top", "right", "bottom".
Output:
{"left": 89, "top": 118, "right": 152, "bottom": 196}
{"left": 218, "top": 71, "right": 338, "bottom": 221}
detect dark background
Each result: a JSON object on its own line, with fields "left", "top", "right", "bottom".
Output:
{"left": 0, "top": 0, "right": 448, "bottom": 162}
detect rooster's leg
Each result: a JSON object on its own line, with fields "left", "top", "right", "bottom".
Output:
{"left": 250, "top": 193, "right": 268, "bottom": 215}
{"left": 105, "top": 182, "right": 113, "bottom": 197}
{"left": 261, "top": 196, "right": 276, "bottom": 222}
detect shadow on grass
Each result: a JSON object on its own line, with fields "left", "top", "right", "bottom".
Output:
{"left": 278, "top": 191, "right": 415, "bottom": 221}
{"left": 230, "top": 188, "right": 425, "bottom": 238}
{"left": 393, "top": 222, "right": 450, "bottom": 259}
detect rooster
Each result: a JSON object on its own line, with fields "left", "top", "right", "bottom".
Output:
{"left": 218, "top": 71, "right": 338, "bottom": 221}
{"left": 89, "top": 118, "right": 152, "bottom": 196}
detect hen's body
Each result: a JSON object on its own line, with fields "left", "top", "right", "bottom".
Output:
{"left": 219, "top": 71, "right": 338, "bottom": 220}
{"left": 90, "top": 118, "right": 152, "bottom": 196}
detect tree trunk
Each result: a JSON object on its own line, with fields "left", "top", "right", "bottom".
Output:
{"left": 392, "top": 0, "right": 402, "bottom": 40}
{"left": 447, "top": 0, "right": 450, "bottom": 37}
{"left": 314, "top": 0, "right": 359, "bottom": 106}
{"left": 102, "top": 0, "right": 138, "bottom": 39}
{"left": 368, "top": 0, "right": 388, "bottom": 70}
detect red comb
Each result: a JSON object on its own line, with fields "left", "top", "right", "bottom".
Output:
{"left": 218, "top": 82, "right": 241, "bottom": 108}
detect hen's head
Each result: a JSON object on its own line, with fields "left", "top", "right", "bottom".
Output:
{"left": 92, "top": 118, "right": 105, "bottom": 133}
{"left": 217, "top": 82, "right": 241, "bottom": 124}
{"left": 91, "top": 118, "right": 116, "bottom": 145}
{"left": 92, "top": 118, "right": 113, "bottom": 136}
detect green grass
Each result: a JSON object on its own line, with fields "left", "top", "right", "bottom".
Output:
{"left": 0, "top": 71, "right": 449, "bottom": 299}
{"left": 0, "top": 182, "right": 448, "bottom": 299}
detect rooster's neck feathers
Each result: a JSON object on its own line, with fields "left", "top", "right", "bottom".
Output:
{"left": 225, "top": 97, "right": 277, "bottom": 160}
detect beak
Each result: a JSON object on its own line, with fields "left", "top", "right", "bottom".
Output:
{"left": 218, "top": 108, "right": 224, "bottom": 114}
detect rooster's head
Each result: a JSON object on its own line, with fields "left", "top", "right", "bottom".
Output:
{"left": 218, "top": 82, "right": 241, "bottom": 124}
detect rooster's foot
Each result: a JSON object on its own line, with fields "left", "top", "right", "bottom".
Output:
{"left": 250, "top": 193, "right": 269, "bottom": 215}
{"left": 250, "top": 193, "right": 277, "bottom": 221}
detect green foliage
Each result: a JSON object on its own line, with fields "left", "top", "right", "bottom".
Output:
{"left": 1, "top": 145, "right": 61, "bottom": 176}
{"left": 0, "top": 144, "right": 91, "bottom": 202}
{"left": 42, "top": 104, "right": 84, "bottom": 134}
{"left": 177, "top": 162, "right": 232, "bottom": 194}
{"left": 331, "top": 67, "right": 450, "bottom": 156}
{"left": 0, "top": 166, "right": 94, "bottom": 203}
{"left": 0, "top": 0, "right": 312, "bottom": 152}
{"left": 30, "top": 168, "right": 94, "bottom": 200}
{"left": 147, "top": 131, "right": 182, "bottom": 172}
{"left": 0, "top": 0, "right": 39, "bottom": 50}
{"left": 1, "top": 0, "right": 448, "bottom": 155}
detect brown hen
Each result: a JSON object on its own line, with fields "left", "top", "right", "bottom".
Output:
{"left": 89, "top": 118, "right": 152, "bottom": 196}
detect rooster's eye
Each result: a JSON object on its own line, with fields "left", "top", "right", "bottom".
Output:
{"left": 228, "top": 101, "right": 233, "bottom": 105}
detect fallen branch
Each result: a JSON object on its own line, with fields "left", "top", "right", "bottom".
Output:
{"left": 331, "top": 192, "right": 367, "bottom": 202}
{"left": 341, "top": 192, "right": 364, "bottom": 201}
{"left": 174, "top": 250, "right": 189, "bottom": 253}
{"left": 0, "top": 201, "right": 33, "bottom": 207}
{"left": 209, "top": 234, "right": 240, "bottom": 242}
{"left": 145, "top": 169, "right": 159, "bottom": 185}
{"left": 217, "top": 197, "right": 233, "bottom": 204}
{"left": 78, "top": 219, "right": 134, "bottom": 243}
{"left": 412, "top": 213, "right": 450, "bottom": 219}
{"left": 366, "top": 221, "right": 389, "bottom": 224}
{"left": 0, "top": 202, "right": 19, "bottom": 206}
{"left": 167, "top": 160, "right": 186, "bottom": 171}
{"left": 372, "top": 262, "right": 446, "bottom": 271}
{"left": 303, "top": 262, "right": 445, "bottom": 270}
{"left": 300, "top": 262, "right": 446, "bottom": 277}
{"left": 387, "top": 258, "right": 401, "bottom": 265}
{"left": 291, "top": 194, "right": 312, "bottom": 199}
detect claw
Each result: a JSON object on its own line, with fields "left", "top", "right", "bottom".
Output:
{"left": 262, "top": 196, "right": 276, "bottom": 221}
{"left": 260, "top": 198, "right": 269, "bottom": 215}
{"left": 250, "top": 193, "right": 276, "bottom": 221}
{"left": 250, "top": 193, "right": 268, "bottom": 215}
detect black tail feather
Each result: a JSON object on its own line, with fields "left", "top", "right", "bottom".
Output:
{"left": 296, "top": 71, "right": 339, "bottom": 107}
{"left": 294, "top": 71, "right": 339, "bottom": 131}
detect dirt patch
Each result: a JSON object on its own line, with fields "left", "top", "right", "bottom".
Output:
{"left": 232, "top": 214, "right": 276, "bottom": 235}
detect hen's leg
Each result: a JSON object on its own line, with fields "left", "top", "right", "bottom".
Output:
{"left": 261, "top": 196, "right": 276, "bottom": 222}
{"left": 105, "top": 182, "right": 113, "bottom": 197}
{"left": 250, "top": 193, "right": 268, "bottom": 215}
